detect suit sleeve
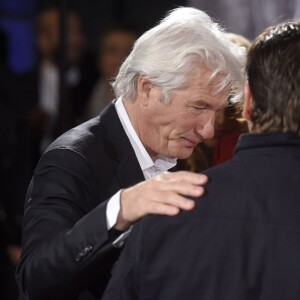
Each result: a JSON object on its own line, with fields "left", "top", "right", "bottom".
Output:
{"left": 16, "top": 148, "right": 121, "bottom": 300}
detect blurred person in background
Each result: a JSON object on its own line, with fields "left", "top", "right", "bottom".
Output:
{"left": 19, "top": 6, "right": 97, "bottom": 169}
{"left": 212, "top": 33, "right": 252, "bottom": 165}
{"left": 83, "top": 25, "right": 137, "bottom": 120}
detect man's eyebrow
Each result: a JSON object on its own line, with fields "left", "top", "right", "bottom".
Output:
{"left": 191, "top": 99, "right": 228, "bottom": 110}
{"left": 190, "top": 99, "right": 209, "bottom": 106}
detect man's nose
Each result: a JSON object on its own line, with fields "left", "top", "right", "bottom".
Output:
{"left": 195, "top": 112, "right": 216, "bottom": 139}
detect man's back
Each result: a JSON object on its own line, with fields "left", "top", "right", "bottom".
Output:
{"left": 103, "top": 132, "right": 300, "bottom": 300}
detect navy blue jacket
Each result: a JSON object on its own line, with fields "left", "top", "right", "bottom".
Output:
{"left": 103, "top": 132, "right": 300, "bottom": 300}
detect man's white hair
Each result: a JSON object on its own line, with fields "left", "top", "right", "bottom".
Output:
{"left": 113, "top": 7, "right": 245, "bottom": 103}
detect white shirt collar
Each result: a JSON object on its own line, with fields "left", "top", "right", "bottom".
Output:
{"left": 115, "top": 97, "right": 176, "bottom": 178}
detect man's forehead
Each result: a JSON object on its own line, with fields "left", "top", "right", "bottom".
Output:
{"left": 190, "top": 71, "right": 230, "bottom": 97}
{"left": 187, "top": 66, "right": 228, "bottom": 90}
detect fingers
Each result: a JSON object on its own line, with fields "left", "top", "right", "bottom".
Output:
{"left": 158, "top": 171, "right": 208, "bottom": 185}
{"left": 116, "top": 170, "right": 208, "bottom": 228}
{"left": 154, "top": 171, "right": 206, "bottom": 198}
{"left": 154, "top": 180, "right": 204, "bottom": 198}
{"left": 143, "top": 201, "right": 180, "bottom": 216}
{"left": 152, "top": 191, "right": 196, "bottom": 211}
{"left": 133, "top": 192, "right": 194, "bottom": 217}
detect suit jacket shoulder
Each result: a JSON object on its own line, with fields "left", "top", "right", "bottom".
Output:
{"left": 103, "top": 139, "right": 300, "bottom": 300}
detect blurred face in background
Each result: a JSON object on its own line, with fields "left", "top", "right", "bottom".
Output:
{"left": 36, "top": 9, "right": 85, "bottom": 65}
{"left": 98, "top": 29, "right": 136, "bottom": 79}
{"left": 67, "top": 12, "right": 85, "bottom": 65}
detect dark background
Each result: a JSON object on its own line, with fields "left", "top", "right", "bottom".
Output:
{"left": 0, "top": 0, "right": 186, "bottom": 74}
{"left": 1, "top": 0, "right": 299, "bottom": 74}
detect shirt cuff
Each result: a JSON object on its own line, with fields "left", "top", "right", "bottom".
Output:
{"left": 106, "top": 190, "right": 122, "bottom": 230}
{"left": 112, "top": 226, "right": 132, "bottom": 248}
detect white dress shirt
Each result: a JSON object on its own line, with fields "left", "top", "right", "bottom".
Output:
{"left": 106, "top": 97, "right": 176, "bottom": 230}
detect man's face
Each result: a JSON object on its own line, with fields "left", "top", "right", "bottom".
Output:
{"left": 140, "top": 67, "right": 229, "bottom": 160}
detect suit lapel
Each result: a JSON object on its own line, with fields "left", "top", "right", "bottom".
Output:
{"left": 115, "top": 150, "right": 145, "bottom": 188}
{"left": 101, "top": 101, "right": 145, "bottom": 190}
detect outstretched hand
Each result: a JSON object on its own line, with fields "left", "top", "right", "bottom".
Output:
{"left": 115, "top": 171, "right": 207, "bottom": 231}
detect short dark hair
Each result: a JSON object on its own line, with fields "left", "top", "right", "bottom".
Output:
{"left": 246, "top": 21, "right": 300, "bottom": 136}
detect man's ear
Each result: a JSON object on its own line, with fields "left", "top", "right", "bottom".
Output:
{"left": 242, "top": 82, "right": 253, "bottom": 121}
{"left": 137, "top": 75, "right": 154, "bottom": 106}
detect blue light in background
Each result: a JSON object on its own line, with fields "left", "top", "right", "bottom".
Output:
{"left": 0, "top": 0, "right": 37, "bottom": 74}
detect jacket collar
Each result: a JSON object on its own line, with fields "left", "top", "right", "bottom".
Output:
{"left": 100, "top": 101, "right": 145, "bottom": 188}
{"left": 235, "top": 132, "right": 300, "bottom": 157}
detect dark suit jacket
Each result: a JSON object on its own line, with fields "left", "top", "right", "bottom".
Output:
{"left": 16, "top": 102, "right": 145, "bottom": 300}
{"left": 103, "top": 132, "right": 300, "bottom": 300}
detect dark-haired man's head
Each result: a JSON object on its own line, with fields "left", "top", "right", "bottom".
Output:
{"left": 244, "top": 21, "right": 300, "bottom": 136}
